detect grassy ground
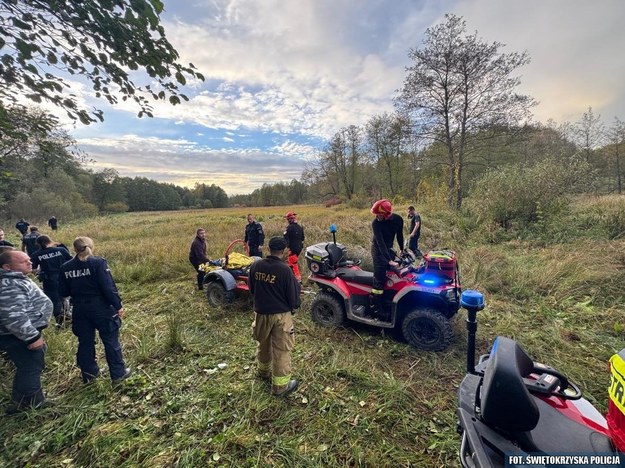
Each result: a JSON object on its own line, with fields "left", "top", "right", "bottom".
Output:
{"left": 1, "top": 200, "right": 624, "bottom": 467}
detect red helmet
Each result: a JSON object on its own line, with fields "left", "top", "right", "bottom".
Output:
{"left": 371, "top": 199, "right": 392, "bottom": 219}
{"left": 284, "top": 211, "right": 297, "bottom": 221}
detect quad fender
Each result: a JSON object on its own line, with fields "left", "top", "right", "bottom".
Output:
{"left": 393, "top": 285, "right": 458, "bottom": 318}
{"left": 204, "top": 269, "right": 237, "bottom": 291}
{"left": 308, "top": 276, "right": 350, "bottom": 299}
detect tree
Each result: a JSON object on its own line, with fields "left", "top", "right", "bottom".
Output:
{"left": 92, "top": 168, "right": 126, "bottom": 210}
{"left": 573, "top": 107, "right": 604, "bottom": 164}
{"left": 607, "top": 117, "right": 625, "bottom": 194}
{"left": 396, "top": 14, "right": 535, "bottom": 209}
{"left": 365, "top": 112, "right": 411, "bottom": 197}
{"left": 0, "top": 0, "right": 204, "bottom": 125}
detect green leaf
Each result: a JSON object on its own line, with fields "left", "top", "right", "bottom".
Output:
{"left": 47, "top": 51, "right": 58, "bottom": 64}
{"left": 26, "top": 93, "right": 42, "bottom": 103}
{"left": 174, "top": 71, "right": 186, "bottom": 85}
{"left": 168, "top": 95, "right": 180, "bottom": 105}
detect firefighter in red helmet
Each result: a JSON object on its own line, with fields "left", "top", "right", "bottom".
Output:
{"left": 283, "top": 211, "right": 305, "bottom": 282}
{"left": 369, "top": 199, "right": 404, "bottom": 318}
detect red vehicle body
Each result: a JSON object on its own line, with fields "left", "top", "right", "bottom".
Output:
{"left": 457, "top": 291, "right": 625, "bottom": 468}
{"left": 305, "top": 236, "right": 461, "bottom": 351}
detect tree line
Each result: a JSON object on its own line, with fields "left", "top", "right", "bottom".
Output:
{"left": 0, "top": 104, "right": 229, "bottom": 221}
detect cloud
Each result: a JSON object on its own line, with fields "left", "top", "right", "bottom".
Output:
{"left": 452, "top": 0, "right": 625, "bottom": 122}
{"left": 44, "top": 0, "right": 625, "bottom": 197}
{"left": 77, "top": 134, "right": 313, "bottom": 194}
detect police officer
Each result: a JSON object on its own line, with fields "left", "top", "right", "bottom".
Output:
{"left": 47, "top": 216, "right": 58, "bottom": 231}
{"left": 31, "top": 235, "right": 72, "bottom": 327}
{"left": 59, "top": 237, "right": 131, "bottom": 385}
{"left": 249, "top": 237, "right": 301, "bottom": 396}
{"left": 15, "top": 218, "right": 29, "bottom": 236}
{"left": 370, "top": 199, "right": 404, "bottom": 317}
{"left": 244, "top": 213, "right": 265, "bottom": 257}
{"left": 283, "top": 211, "right": 305, "bottom": 282}
{"left": 22, "top": 226, "right": 41, "bottom": 256}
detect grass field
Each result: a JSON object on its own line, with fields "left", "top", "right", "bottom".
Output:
{"left": 1, "top": 199, "right": 624, "bottom": 467}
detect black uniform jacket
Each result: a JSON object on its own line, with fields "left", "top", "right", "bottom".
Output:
{"left": 284, "top": 223, "right": 305, "bottom": 256}
{"left": 59, "top": 256, "right": 123, "bottom": 311}
{"left": 371, "top": 213, "right": 404, "bottom": 263}
{"left": 244, "top": 221, "right": 265, "bottom": 248}
{"left": 249, "top": 256, "right": 301, "bottom": 314}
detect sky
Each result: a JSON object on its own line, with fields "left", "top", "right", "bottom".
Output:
{"left": 60, "top": 0, "right": 625, "bottom": 195}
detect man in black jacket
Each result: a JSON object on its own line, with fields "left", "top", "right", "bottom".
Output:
{"left": 249, "top": 237, "right": 301, "bottom": 396}
{"left": 283, "top": 211, "right": 305, "bottom": 282}
{"left": 244, "top": 214, "right": 265, "bottom": 257}
{"left": 189, "top": 228, "right": 209, "bottom": 290}
{"left": 370, "top": 199, "right": 404, "bottom": 318}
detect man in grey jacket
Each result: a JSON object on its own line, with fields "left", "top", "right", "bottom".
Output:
{"left": 0, "top": 250, "right": 53, "bottom": 414}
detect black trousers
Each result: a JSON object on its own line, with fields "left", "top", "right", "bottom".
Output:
{"left": 42, "top": 277, "right": 62, "bottom": 319}
{"left": 248, "top": 245, "right": 263, "bottom": 257}
{"left": 191, "top": 263, "right": 204, "bottom": 289}
{"left": 72, "top": 300, "right": 126, "bottom": 382}
{"left": 0, "top": 334, "right": 46, "bottom": 408}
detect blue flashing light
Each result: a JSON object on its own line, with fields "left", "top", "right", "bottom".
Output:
{"left": 329, "top": 224, "right": 337, "bottom": 233}
{"left": 418, "top": 273, "right": 442, "bottom": 286}
{"left": 460, "top": 289, "right": 485, "bottom": 310}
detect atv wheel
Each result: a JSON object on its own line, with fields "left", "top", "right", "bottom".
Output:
{"left": 310, "top": 292, "right": 345, "bottom": 327}
{"left": 206, "top": 281, "right": 234, "bottom": 308}
{"left": 402, "top": 308, "right": 452, "bottom": 351}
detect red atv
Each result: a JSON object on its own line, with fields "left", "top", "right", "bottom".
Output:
{"left": 305, "top": 225, "right": 461, "bottom": 351}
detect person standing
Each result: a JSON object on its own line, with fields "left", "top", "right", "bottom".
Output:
{"left": 370, "top": 199, "right": 404, "bottom": 316}
{"left": 249, "top": 237, "right": 301, "bottom": 396}
{"left": 244, "top": 214, "right": 265, "bottom": 257}
{"left": 0, "top": 228, "right": 14, "bottom": 247}
{"left": 0, "top": 250, "right": 53, "bottom": 414}
{"left": 407, "top": 206, "right": 422, "bottom": 256}
{"left": 283, "top": 211, "right": 305, "bottom": 282}
{"left": 189, "top": 228, "right": 209, "bottom": 290}
{"left": 22, "top": 226, "right": 41, "bottom": 256}
{"left": 59, "top": 237, "right": 131, "bottom": 385}
{"left": 15, "top": 218, "right": 29, "bottom": 237}
{"left": 47, "top": 216, "right": 58, "bottom": 231}
{"left": 31, "top": 235, "right": 72, "bottom": 327}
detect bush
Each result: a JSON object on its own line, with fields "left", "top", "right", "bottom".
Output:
{"left": 466, "top": 157, "right": 596, "bottom": 230}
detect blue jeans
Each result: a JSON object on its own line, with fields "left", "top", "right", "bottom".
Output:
{"left": 71, "top": 301, "right": 126, "bottom": 382}
{"left": 0, "top": 334, "right": 47, "bottom": 408}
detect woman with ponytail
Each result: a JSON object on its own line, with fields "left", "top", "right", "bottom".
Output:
{"left": 59, "top": 237, "right": 131, "bottom": 385}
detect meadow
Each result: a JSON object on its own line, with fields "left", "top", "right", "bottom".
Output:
{"left": 1, "top": 198, "right": 624, "bottom": 467}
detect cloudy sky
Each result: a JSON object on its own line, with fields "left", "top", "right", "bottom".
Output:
{"left": 66, "top": 0, "right": 625, "bottom": 194}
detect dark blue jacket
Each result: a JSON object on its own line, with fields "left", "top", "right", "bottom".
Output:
{"left": 31, "top": 246, "right": 72, "bottom": 280}
{"left": 22, "top": 232, "right": 41, "bottom": 256}
{"left": 59, "top": 256, "right": 123, "bottom": 311}
{"left": 244, "top": 221, "right": 265, "bottom": 248}
{"left": 15, "top": 220, "right": 29, "bottom": 235}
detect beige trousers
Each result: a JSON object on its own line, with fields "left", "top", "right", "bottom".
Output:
{"left": 252, "top": 312, "right": 294, "bottom": 390}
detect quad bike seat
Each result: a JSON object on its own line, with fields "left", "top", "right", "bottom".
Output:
{"left": 481, "top": 337, "right": 613, "bottom": 454}
{"left": 336, "top": 268, "right": 375, "bottom": 286}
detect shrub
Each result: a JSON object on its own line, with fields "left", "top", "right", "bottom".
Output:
{"left": 466, "top": 157, "right": 596, "bottom": 230}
